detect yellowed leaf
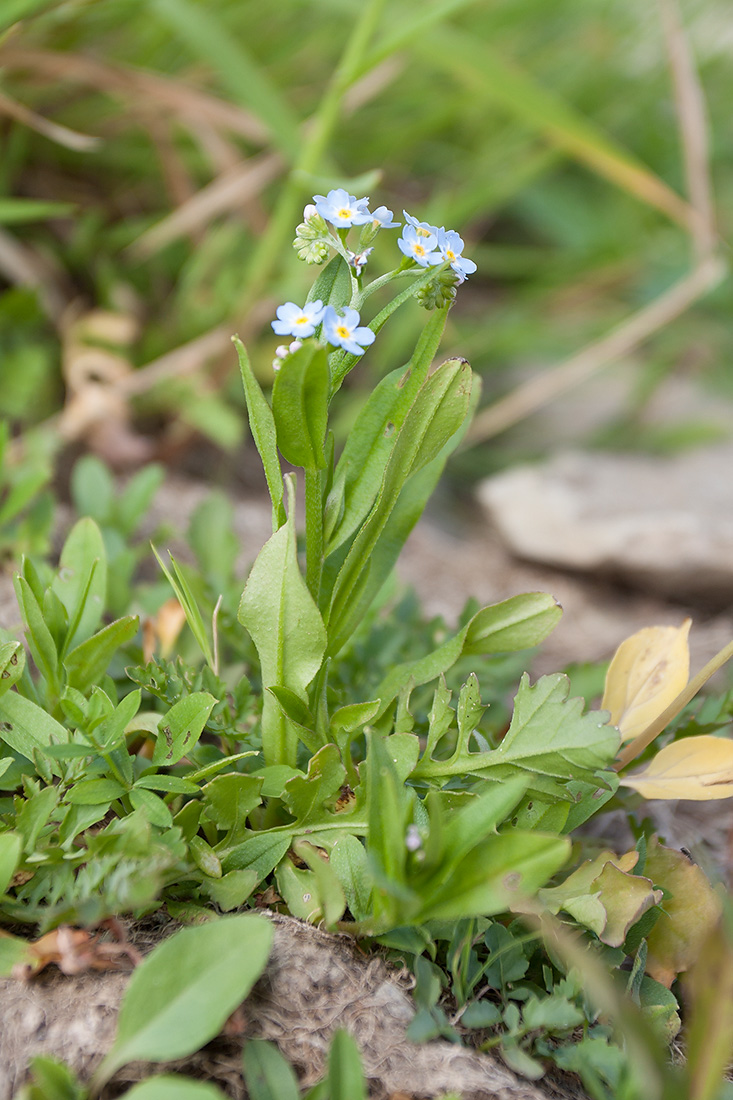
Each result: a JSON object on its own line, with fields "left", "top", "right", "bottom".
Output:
{"left": 644, "top": 838, "right": 722, "bottom": 987}
{"left": 620, "top": 735, "right": 733, "bottom": 800}
{"left": 602, "top": 620, "right": 690, "bottom": 742}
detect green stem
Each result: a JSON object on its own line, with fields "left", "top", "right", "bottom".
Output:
{"left": 305, "top": 466, "right": 324, "bottom": 600}
{"left": 235, "top": 0, "right": 389, "bottom": 313}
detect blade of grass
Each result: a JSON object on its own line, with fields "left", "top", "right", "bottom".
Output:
{"left": 414, "top": 26, "right": 697, "bottom": 231}
{"left": 151, "top": 0, "right": 301, "bottom": 158}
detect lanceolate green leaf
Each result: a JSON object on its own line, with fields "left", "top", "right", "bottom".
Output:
{"left": 13, "top": 573, "right": 59, "bottom": 694}
{"left": 0, "top": 691, "right": 68, "bottom": 770}
{"left": 0, "top": 641, "right": 25, "bottom": 698}
{"left": 306, "top": 253, "right": 351, "bottom": 312}
{"left": 326, "top": 358, "right": 472, "bottom": 646}
{"left": 271, "top": 343, "right": 330, "bottom": 470}
{"left": 94, "top": 915, "right": 273, "bottom": 1087}
{"left": 238, "top": 477, "right": 327, "bottom": 766}
{"left": 374, "top": 594, "right": 562, "bottom": 718}
{"left": 152, "top": 692, "right": 216, "bottom": 767}
{"left": 51, "top": 517, "right": 107, "bottom": 652}
{"left": 233, "top": 336, "right": 285, "bottom": 530}
{"left": 64, "top": 615, "right": 139, "bottom": 693}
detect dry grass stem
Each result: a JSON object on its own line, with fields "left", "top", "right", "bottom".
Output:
{"left": 658, "top": 0, "right": 717, "bottom": 261}
{"left": 128, "top": 152, "right": 284, "bottom": 257}
{"left": 466, "top": 254, "right": 726, "bottom": 442}
{"left": 0, "top": 49, "right": 271, "bottom": 144}
{"left": 0, "top": 88, "right": 101, "bottom": 151}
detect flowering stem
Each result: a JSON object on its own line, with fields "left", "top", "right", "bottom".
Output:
{"left": 305, "top": 467, "right": 324, "bottom": 600}
{"left": 330, "top": 264, "right": 451, "bottom": 392}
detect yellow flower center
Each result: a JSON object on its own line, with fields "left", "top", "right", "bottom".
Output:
{"left": 336, "top": 325, "right": 351, "bottom": 339}
{"left": 445, "top": 250, "right": 455, "bottom": 262}
{"left": 338, "top": 208, "right": 352, "bottom": 220}
{"left": 414, "top": 244, "right": 426, "bottom": 257}
{"left": 416, "top": 227, "right": 431, "bottom": 237}
{"left": 295, "top": 315, "right": 309, "bottom": 326}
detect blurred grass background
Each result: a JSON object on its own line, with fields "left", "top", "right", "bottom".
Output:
{"left": 0, "top": 0, "right": 730, "bottom": 484}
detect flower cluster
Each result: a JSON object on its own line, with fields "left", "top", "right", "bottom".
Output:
{"left": 293, "top": 189, "right": 401, "bottom": 272}
{"left": 270, "top": 299, "right": 374, "bottom": 359}
{"left": 399, "top": 212, "right": 477, "bottom": 282}
{"left": 277, "top": 192, "right": 478, "bottom": 366}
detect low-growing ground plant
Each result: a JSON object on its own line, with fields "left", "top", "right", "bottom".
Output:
{"left": 2, "top": 193, "right": 733, "bottom": 1100}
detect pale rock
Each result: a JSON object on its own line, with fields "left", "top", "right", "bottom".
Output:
{"left": 477, "top": 443, "right": 733, "bottom": 600}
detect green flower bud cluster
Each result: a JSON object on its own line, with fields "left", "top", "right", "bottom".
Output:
{"left": 416, "top": 266, "right": 460, "bottom": 311}
{"left": 293, "top": 207, "right": 332, "bottom": 265}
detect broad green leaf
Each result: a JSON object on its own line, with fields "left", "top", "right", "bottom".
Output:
{"left": 602, "top": 621, "right": 691, "bottom": 743}
{"left": 377, "top": 594, "right": 561, "bottom": 721}
{"left": 15, "top": 784, "right": 58, "bottom": 851}
{"left": 66, "top": 778, "right": 127, "bottom": 805}
{"left": 272, "top": 343, "right": 329, "bottom": 470}
{"left": 292, "top": 838, "right": 347, "bottom": 926}
{"left": 324, "top": 352, "right": 462, "bottom": 555}
{"left": 13, "top": 573, "right": 59, "bottom": 692}
{"left": 323, "top": 379, "right": 480, "bottom": 656}
{"left": 416, "top": 831, "right": 570, "bottom": 922}
{"left": 327, "top": 359, "right": 472, "bottom": 645}
{"left": 0, "top": 691, "right": 68, "bottom": 763}
{"left": 275, "top": 856, "right": 323, "bottom": 923}
{"left": 238, "top": 476, "right": 327, "bottom": 766}
{"left": 437, "top": 776, "right": 529, "bottom": 874}
{"left": 0, "top": 930, "right": 33, "bottom": 977}
{"left": 129, "top": 788, "right": 173, "bottom": 828}
{"left": 202, "top": 773, "right": 264, "bottom": 842}
{"left": 64, "top": 615, "right": 139, "bottom": 693}
{"left": 117, "top": 1075, "right": 227, "bottom": 1099}
{"left": 94, "top": 690, "right": 141, "bottom": 752}
{"left": 330, "top": 834, "right": 372, "bottom": 921}
{"left": 282, "top": 743, "right": 345, "bottom": 825}
{"left": 203, "top": 869, "right": 257, "bottom": 911}
{"left": 243, "top": 1039, "right": 300, "bottom": 1100}
{"left": 306, "top": 253, "right": 351, "bottom": 313}
{"left": 95, "top": 915, "right": 273, "bottom": 1086}
{"left": 644, "top": 838, "right": 722, "bottom": 987}
{"left": 268, "top": 685, "right": 322, "bottom": 754}
{"left": 189, "top": 835, "right": 222, "bottom": 878}
{"left": 52, "top": 517, "right": 107, "bottom": 651}
{"left": 0, "top": 831, "right": 22, "bottom": 895}
{"left": 328, "top": 1030, "right": 366, "bottom": 1100}
{"left": 233, "top": 336, "right": 284, "bottom": 530}
{"left": 221, "top": 831, "right": 291, "bottom": 881}
{"left": 0, "top": 641, "right": 24, "bottom": 698}
{"left": 152, "top": 692, "right": 216, "bottom": 767}
{"left": 620, "top": 735, "right": 733, "bottom": 800}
